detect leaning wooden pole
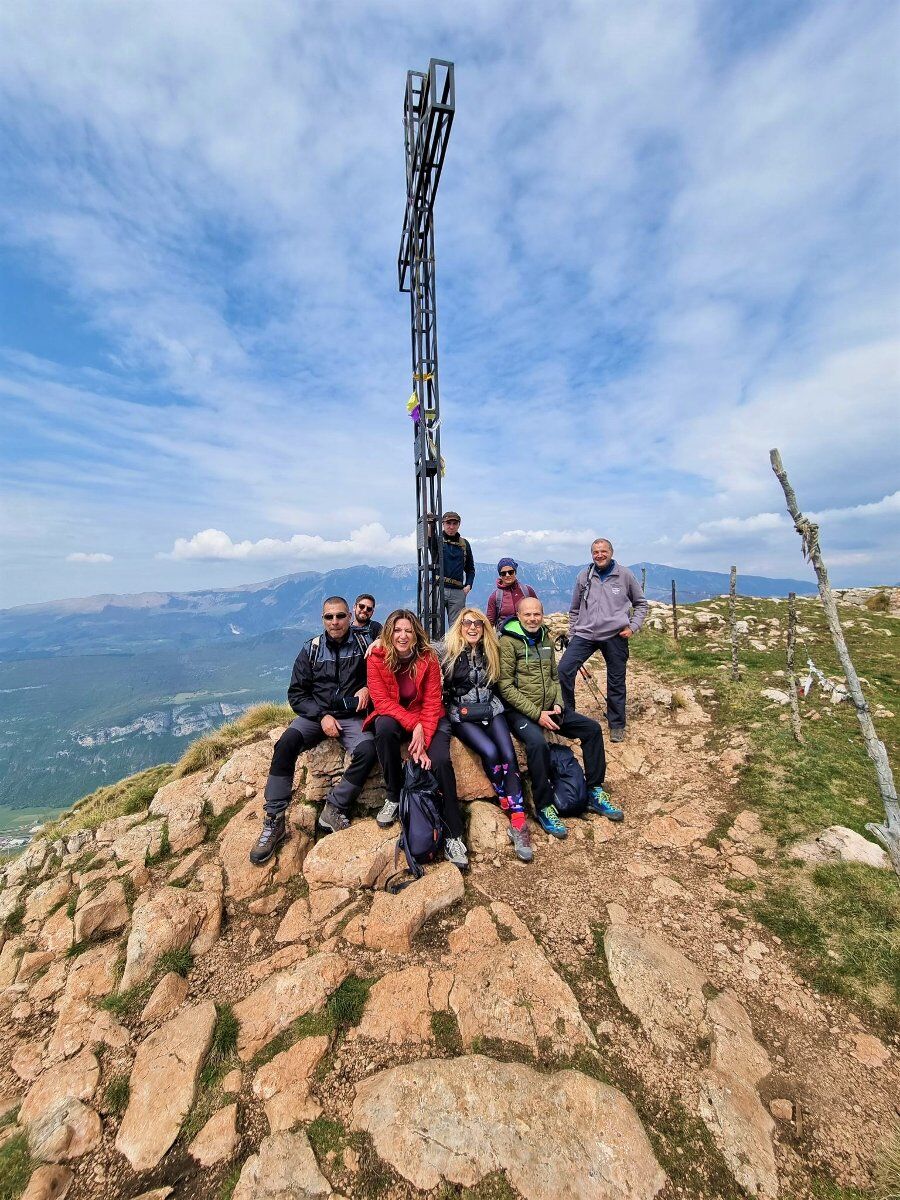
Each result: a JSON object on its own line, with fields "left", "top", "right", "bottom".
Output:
{"left": 671, "top": 580, "right": 679, "bottom": 642}
{"left": 729, "top": 565, "right": 740, "bottom": 681}
{"left": 786, "top": 592, "right": 804, "bottom": 745}
{"left": 770, "top": 449, "right": 899, "bottom": 873}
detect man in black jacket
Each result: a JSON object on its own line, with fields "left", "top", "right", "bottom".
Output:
{"left": 250, "top": 596, "right": 378, "bottom": 864}
{"left": 426, "top": 510, "right": 476, "bottom": 626}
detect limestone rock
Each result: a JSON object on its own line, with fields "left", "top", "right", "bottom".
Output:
{"left": 360, "top": 863, "right": 464, "bottom": 953}
{"left": 251, "top": 1035, "right": 330, "bottom": 1131}
{"left": 94, "top": 812, "right": 145, "bottom": 845}
{"left": 120, "top": 885, "right": 221, "bottom": 991}
{"left": 449, "top": 740, "right": 523, "bottom": 802}
{"left": 604, "top": 925, "right": 707, "bottom": 1048}
{"left": 466, "top": 801, "right": 508, "bottom": 857}
{"left": 73, "top": 878, "right": 129, "bottom": 943}
{"left": 274, "top": 898, "right": 313, "bottom": 944}
{"left": 232, "top": 1130, "right": 332, "bottom": 1200}
{"left": 24, "top": 876, "right": 71, "bottom": 926}
{"left": 188, "top": 1102, "right": 239, "bottom": 1167}
{"left": 20, "top": 1050, "right": 99, "bottom": 1127}
{"left": 116, "top": 1000, "right": 217, "bottom": 1171}
{"left": 302, "top": 819, "right": 395, "bottom": 891}
{"left": 21, "top": 1165, "right": 74, "bottom": 1200}
{"left": 110, "top": 820, "right": 164, "bottom": 865}
{"left": 6, "top": 840, "right": 48, "bottom": 885}
{"left": 642, "top": 807, "right": 713, "bottom": 849}
{"left": 12, "top": 1042, "right": 46, "bottom": 1083}
{"left": 353, "top": 1055, "right": 665, "bottom": 1199}
{"left": 790, "top": 824, "right": 887, "bottom": 868}
{"left": 219, "top": 799, "right": 311, "bottom": 901}
{"left": 0, "top": 883, "right": 25, "bottom": 925}
{"left": 448, "top": 909, "right": 594, "bottom": 1056}
{"left": 249, "top": 888, "right": 286, "bottom": 916}
{"left": 851, "top": 1032, "right": 890, "bottom": 1067}
{"left": 308, "top": 885, "right": 351, "bottom": 923}
{"left": 0, "top": 936, "right": 25, "bottom": 986}
{"left": 27, "top": 1097, "right": 101, "bottom": 1163}
{"left": 769, "top": 1098, "right": 794, "bottom": 1122}
{"left": 221, "top": 1069, "right": 242, "bottom": 1094}
{"left": 352, "top": 965, "right": 452, "bottom": 1046}
{"left": 234, "top": 952, "right": 349, "bottom": 1061}
{"left": 204, "top": 742, "right": 271, "bottom": 816}
{"left": 707, "top": 991, "right": 771, "bottom": 1087}
{"left": 150, "top": 775, "right": 207, "bottom": 853}
{"left": 760, "top": 688, "right": 791, "bottom": 706}
{"left": 247, "top": 944, "right": 310, "bottom": 983}
{"left": 140, "top": 971, "right": 189, "bottom": 1023}
{"left": 699, "top": 1068, "right": 777, "bottom": 1199}
{"left": 38, "top": 908, "right": 74, "bottom": 957}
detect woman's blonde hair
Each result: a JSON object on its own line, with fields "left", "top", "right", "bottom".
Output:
{"left": 378, "top": 608, "right": 434, "bottom": 676}
{"left": 442, "top": 607, "right": 500, "bottom": 683}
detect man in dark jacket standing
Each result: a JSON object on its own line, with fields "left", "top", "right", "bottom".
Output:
{"left": 250, "top": 596, "right": 378, "bottom": 864}
{"left": 559, "top": 539, "right": 648, "bottom": 742}
{"left": 427, "top": 510, "right": 475, "bottom": 626}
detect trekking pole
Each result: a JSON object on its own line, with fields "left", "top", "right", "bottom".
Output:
{"left": 554, "top": 632, "right": 608, "bottom": 705}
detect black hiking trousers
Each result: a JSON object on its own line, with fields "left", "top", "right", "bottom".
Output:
{"left": 559, "top": 634, "right": 629, "bottom": 729}
{"left": 507, "top": 708, "right": 606, "bottom": 812}
{"left": 373, "top": 715, "right": 464, "bottom": 839}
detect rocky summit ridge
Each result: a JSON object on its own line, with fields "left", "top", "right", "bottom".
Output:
{"left": 0, "top": 611, "right": 896, "bottom": 1200}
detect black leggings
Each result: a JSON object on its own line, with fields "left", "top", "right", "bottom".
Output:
{"left": 373, "top": 715, "right": 464, "bottom": 839}
{"left": 451, "top": 714, "right": 525, "bottom": 820}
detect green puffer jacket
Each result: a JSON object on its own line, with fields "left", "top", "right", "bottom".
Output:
{"left": 498, "top": 619, "right": 563, "bottom": 722}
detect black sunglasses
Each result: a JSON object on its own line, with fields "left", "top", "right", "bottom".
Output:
{"left": 499, "top": 569, "right": 516, "bottom": 577}
{"left": 356, "top": 604, "right": 374, "bottom": 613}
{"left": 323, "top": 613, "right": 349, "bottom": 620}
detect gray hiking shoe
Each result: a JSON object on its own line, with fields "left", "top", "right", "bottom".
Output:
{"left": 376, "top": 799, "right": 399, "bottom": 828}
{"left": 444, "top": 836, "right": 469, "bottom": 871}
{"left": 609, "top": 726, "right": 626, "bottom": 743}
{"left": 507, "top": 823, "right": 533, "bottom": 863}
{"left": 318, "top": 801, "right": 351, "bottom": 834}
{"left": 249, "top": 814, "right": 286, "bottom": 865}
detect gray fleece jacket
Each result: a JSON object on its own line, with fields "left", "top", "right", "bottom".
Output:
{"left": 568, "top": 561, "right": 648, "bottom": 641}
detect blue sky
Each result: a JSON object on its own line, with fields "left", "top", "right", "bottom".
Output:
{"left": 1, "top": 0, "right": 897, "bottom": 608}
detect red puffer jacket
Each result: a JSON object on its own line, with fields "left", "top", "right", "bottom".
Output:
{"left": 365, "top": 645, "right": 445, "bottom": 745}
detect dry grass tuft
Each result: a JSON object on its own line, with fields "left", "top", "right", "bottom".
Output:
{"left": 173, "top": 702, "right": 293, "bottom": 777}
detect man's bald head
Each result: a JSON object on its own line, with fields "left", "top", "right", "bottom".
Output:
{"left": 517, "top": 596, "right": 544, "bottom": 633}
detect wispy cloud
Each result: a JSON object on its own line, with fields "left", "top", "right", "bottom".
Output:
{"left": 65, "top": 551, "right": 113, "bottom": 564}
{"left": 165, "top": 524, "right": 416, "bottom": 564}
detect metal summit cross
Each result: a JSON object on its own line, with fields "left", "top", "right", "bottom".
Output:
{"left": 398, "top": 59, "right": 455, "bottom": 639}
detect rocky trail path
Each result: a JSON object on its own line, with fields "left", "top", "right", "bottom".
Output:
{"left": 0, "top": 637, "right": 896, "bottom": 1200}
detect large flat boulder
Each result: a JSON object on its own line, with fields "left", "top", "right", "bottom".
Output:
{"left": 302, "top": 819, "right": 395, "bottom": 891}
{"left": 73, "top": 879, "right": 129, "bottom": 944}
{"left": 234, "top": 952, "right": 349, "bottom": 1061}
{"left": 353, "top": 1055, "right": 666, "bottom": 1199}
{"left": 360, "top": 862, "right": 464, "bottom": 954}
{"left": 251, "top": 1035, "right": 330, "bottom": 1131}
{"left": 116, "top": 1000, "right": 216, "bottom": 1171}
{"left": 699, "top": 1069, "right": 778, "bottom": 1199}
{"left": 603, "top": 924, "right": 708, "bottom": 1049}
{"left": 150, "top": 775, "right": 207, "bottom": 853}
{"left": 232, "top": 1131, "right": 332, "bottom": 1200}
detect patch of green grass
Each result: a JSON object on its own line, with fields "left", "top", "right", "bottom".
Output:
{"left": 1, "top": 901, "right": 25, "bottom": 937}
{"left": 219, "top": 1165, "right": 242, "bottom": 1200}
{"left": 0, "top": 1131, "right": 32, "bottom": 1200}
{"left": 0, "top": 1108, "right": 18, "bottom": 1133}
{"left": 724, "top": 876, "right": 756, "bottom": 893}
{"left": 249, "top": 1009, "right": 333, "bottom": 1069}
{"left": 43, "top": 763, "right": 174, "bottom": 841}
{"left": 121, "top": 874, "right": 137, "bottom": 909}
{"left": 157, "top": 945, "right": 193, "bottom": 977}
{"left": 307, "top": 1115, "right": 348, "bottom": 1161}
{"left": 431, "top": 1010, "right": 463, "bottom": 1056}
{"left": 204, "top": 800, "right": 243, "bottom": 843}
{"left": 327, "top": 975, "right": 373, "bottom": 1029}
{"left": 200, "top": 1004, "right": 239, "bottom": 1089}
{"left": 65, "top": 889, "right": 79, "bottom": 919}
{"left": 104, "top": 1073, "right": 130, "bottom": 1116}
{"left": 808, "top": 1180, "right": 871, "bottom": 1200}
{"left": 174, "top": 703, "right": 294, "bottom": 778}
{"left": 440, "top": 1173, "right": 519, "bottom": 1200}
{"left": 873, "top": 1123, "right": 900, "bottom": 1200}
{"left": 100, "top": 981, "right": 152, "bottom": 1016}
{"left": 144, "top": 822, "right": 171, "bottom": 867}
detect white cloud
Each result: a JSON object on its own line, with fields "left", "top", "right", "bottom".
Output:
{"left": 66, "top": 551, "right": 113, "bottom": 563}
{"left": 165, "top": 524, "right": 416, "bottom": 564}
{"left": 679, "top": 513, "right": 787, "bottom": 546}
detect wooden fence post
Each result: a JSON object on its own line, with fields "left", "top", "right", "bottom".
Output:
{"left": 671, "top": 580, "right": 679, "bottom": 642}
{"left": 729, "top": 565, "right": 740, "bottom": 681}
{"left": 641, "top": 566, "right": 647, "bottom": 594}
{"left": 771, "top": 448, "right": 899, "bottom": 874}
{"left": 787, "top": 592, "right": 804, "bottom": 744}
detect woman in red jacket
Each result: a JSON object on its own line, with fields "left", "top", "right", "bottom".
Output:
{"left": 366, "top": 608, "right": 468, "bottom": 870}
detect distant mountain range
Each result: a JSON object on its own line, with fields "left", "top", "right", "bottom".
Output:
{"left": 0, "top": 561, "right": 817, "bottom": 658}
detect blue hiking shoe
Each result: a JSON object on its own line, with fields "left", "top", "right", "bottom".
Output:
{"left": 588, "top": 787, "right": 624, "bottom": 822}
{"left": 536, "top": 806, "right": 568, "bottom": 839}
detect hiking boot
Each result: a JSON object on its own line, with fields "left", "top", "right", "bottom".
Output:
{"left": 609, "top": 726, "right": 626, "bottom": 743}
{"left": 588, "top": 787, "right": 624, "bottom": 822}
{"left": 507, "top": 823, "right": 534, "bottom": 863}
{"left": 249, "top": 814, "right": 286, "bottom": 865}
{"left": 444, "top": 836, "right": 470, "bottom": 871}
{"left": 318, "top": 801, "right": 351, "bottom": 834}
{"left": 376, "top": 799, "right": 399, "bottom": 828}
{"left": 536, "top": 806, "right": 568, "bottom": 839}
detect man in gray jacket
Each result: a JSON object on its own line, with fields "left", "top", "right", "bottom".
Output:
{"left": 558, "top": 539, "right": 648, "bottom": 742}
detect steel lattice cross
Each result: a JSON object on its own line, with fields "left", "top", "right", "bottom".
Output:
{"left": 398, "top": 59, "right": 455, "bottom": 639}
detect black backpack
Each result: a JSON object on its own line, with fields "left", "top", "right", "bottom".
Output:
{"left": 548, "top": 743, "right": 588, "bottom": 816}
{"left": 385, "top": 760, "right": 446, "bottom": 891}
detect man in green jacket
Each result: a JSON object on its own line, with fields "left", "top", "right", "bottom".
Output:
{"left": 498, "top": 597, "right": 623, "bottom": 838}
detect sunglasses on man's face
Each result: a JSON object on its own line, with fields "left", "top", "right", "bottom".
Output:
{"left": 356, "top": 604, "right": 374, "bottom": 613}
{"left": 323, "top": 613, "right": 349, "bottom": 621}
{"left": 499, "top": 569, "right": 516, "bottom": 577}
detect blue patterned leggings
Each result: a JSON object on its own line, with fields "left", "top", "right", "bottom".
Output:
{"left": 451, "top": 713, "right": 525, "bottom": 819}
